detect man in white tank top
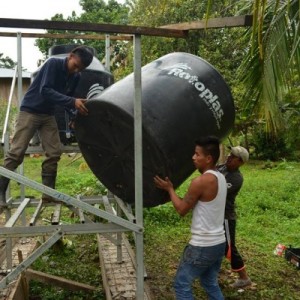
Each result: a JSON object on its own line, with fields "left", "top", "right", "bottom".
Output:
{"left": 154, "top": 136, "right": 227, "bottom": 300}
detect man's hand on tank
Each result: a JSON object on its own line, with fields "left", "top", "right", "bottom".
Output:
{"left": 75, "top": 99, "right": 88, "bottom": 116}
{"left": 154, "top": 175, "right": 173, "bottom": 191}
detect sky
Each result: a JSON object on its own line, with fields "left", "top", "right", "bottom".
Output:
{"left": 0, "top": 0, "right": 123, "bottom": 72}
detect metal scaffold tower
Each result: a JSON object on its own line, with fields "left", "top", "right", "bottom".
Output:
{"left": 0, "top": 17, "right": 187, "bottom": 299}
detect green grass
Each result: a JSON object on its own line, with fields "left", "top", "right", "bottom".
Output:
{"left": 143, "top": 160, "right": 300, "bottom": 299}
{"left": 1, "top": 155, "right": 300, "bottom": 299}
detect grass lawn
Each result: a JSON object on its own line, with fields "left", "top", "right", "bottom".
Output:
{"left": 144, "top": 159, "right": 300, "bottom": 299}
{"left": 1, "top": 154, "right": 300, "bottom": 299}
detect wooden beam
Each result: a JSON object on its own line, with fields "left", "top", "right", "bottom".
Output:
{"left": 97, "top": 234, "right": 112, "bottom": 300}
{"left": 0, "top": 18, "right": 187, "bottom": 38}
{"left": 7, "top": 275, "right": 28, "bottom": 300}
{"left": 17, "top": 250, "right": 29, "bottom": 300}
{"left": 25, "top": 269, "right": 97, "bottom": 292}
{"left": 161, "top": 15, "right": 253, "bottom": 30}
{"left": 0, "top": 32, "right": 133, "bottom": 40}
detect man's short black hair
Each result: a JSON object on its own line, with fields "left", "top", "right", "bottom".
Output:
{"left": 71, "top": 46, "right": 93, "bottom": 68}
{"left": 195, "top": 136, "right": 220, "bottom": 164}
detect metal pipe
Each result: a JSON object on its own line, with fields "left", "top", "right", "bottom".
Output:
{"left": 133, "top": 34, "right": 144, "bottom": 300}
{"left": 105, "top": 34, "right": 110, "bottom": 72}
{"left": 1, "top": 67, "right": 17, "bottom": 144}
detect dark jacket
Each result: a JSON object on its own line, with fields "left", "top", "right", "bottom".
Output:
{"left": 217, "top": 164, "right": 243, "bottom": 220}
{"left": 21, "top": 57, "right": 80, "bottom": 115}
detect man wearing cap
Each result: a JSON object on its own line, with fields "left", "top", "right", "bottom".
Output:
{"left": 218, "top": 146, "right": 252, "bottom": 288}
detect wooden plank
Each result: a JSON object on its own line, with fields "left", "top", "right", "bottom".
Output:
{"left": 17, "top": 250, "right": 29, "bottom": 300}
{"left": 161, "top": 15, "right": 253, "bottom": 30}
{"left": 0, "top": 18, "right": 187, "bottom": 38}
{"left": 25, "top": 269, "right": 97, "bottom": 292}
{"left": 7, "top": 275, "right": 27, "bottom": 300}
{"left": 97, "top": 234, "right": 152, "bottom": 299}
{"left": 97, "top": 234, "right": 112, "bottom": 300}
{"left": 0, "top": 32, "right": 133, "bottom": 40}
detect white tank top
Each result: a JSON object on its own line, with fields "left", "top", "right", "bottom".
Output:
{"left": 189, "top": 170, "right": 227, "bottom": 247}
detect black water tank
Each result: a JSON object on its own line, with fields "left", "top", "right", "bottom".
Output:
{"left": 75, "top": 52, "right": 235, "bottom": 207}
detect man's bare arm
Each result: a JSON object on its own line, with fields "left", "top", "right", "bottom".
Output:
{"left": 154, "top": 175, "right": 202, "bottom": 216}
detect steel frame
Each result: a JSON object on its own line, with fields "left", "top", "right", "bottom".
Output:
{"left": 0, "top": 165, "right": 142, "bottom": 288}
{"left": 0, "top": 25, "right": 148, "bottom": 297}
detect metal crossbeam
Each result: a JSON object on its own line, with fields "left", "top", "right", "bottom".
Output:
{"left": 0, "top": 167, "right": 142, "bottom": 233}
{"left": 0, "top": 223, "right": 127, "bottom": 238}
{"left": 5, "top": 198, "right": 31, "bottom": 227}
{"left": 0, "top": 230, "right": 62, "bottom": 289}
{"left": 111, "top": 195, "right": 136, "bottom": 223}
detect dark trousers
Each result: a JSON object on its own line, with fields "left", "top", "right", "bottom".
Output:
{"left": 4, "top": 111, "right": 61, "bottom": 175}
{"left": 224, "top": 219, "right": 245, "bottom": 272}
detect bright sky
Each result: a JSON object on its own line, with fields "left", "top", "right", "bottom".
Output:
{"left": 0, "top": 0, "right": 123, "bottom": 72}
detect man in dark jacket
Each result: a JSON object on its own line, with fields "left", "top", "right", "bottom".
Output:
{"left": 218, "top": 146, "right": 252, "bottom": 288}
{"left": 0, "top": 46, "right": 93, "bottom": 206}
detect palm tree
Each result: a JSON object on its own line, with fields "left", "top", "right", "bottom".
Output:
{"left": 207, "top": 0, "right": 300, "bottom": 136}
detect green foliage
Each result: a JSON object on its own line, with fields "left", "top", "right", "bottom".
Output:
{"left": 251, "top": 127, "right": 295, "bottom": 160}
{"left": 128, "top": 0, "right": 246, "bottom": 69}
{"left": 31, "top": 0, "right": 300, "bottom": 156}
{"left": 237, "top": 0, "right": 300, "bottom": 134}
{"left": 35, "top": 0, "right": 130, "bottom": 73}
{"left": 30, "top": 235, "right": 104, "bottom": 300}
{"left": 144, "top": 202, "right": 190, "bottom": 227}
{"left": 0, "top": 53, "right": 16, "bottom": 68}
{"left": 0, "top": 154, "right": 106, "bottom": 200}
{"left": 56, "top": 155, "right": 107, "bottom": 196}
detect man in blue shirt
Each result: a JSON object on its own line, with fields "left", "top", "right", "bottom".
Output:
{"left": 0, "top": 46, "right": 93, "bottom": 206}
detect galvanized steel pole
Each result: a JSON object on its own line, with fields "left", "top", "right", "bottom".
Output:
{"left": 133, "top": 34, "right": 144, "bottom": 299}
{"left": 17, "top": 32, "right": 26, "bottom": 222}
{"left": 105, "top": 34, "right": 110, "bottom": 72}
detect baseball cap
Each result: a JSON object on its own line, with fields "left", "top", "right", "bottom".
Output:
{"left": 229, "top": 146, "right": 249, "bottom": 163}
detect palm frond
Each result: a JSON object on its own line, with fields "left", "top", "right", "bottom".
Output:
{"left": 239, "top": 0, "right": 300, "bottom": 135}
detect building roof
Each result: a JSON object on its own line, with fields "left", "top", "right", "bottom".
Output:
{"left": 0, "top": 68, "right": 31, "bottom": 78}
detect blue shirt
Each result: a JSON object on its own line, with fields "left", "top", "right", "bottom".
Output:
{"left": 21, "top": 57, "right": 80, "bottom": 115}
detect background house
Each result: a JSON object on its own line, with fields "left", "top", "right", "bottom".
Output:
{"left": 0, "top": 68, "right": 31, "bottom": 106}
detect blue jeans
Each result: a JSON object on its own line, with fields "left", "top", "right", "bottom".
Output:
{"left": 174, "top": 242, "right": 226, "bottom": 300}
